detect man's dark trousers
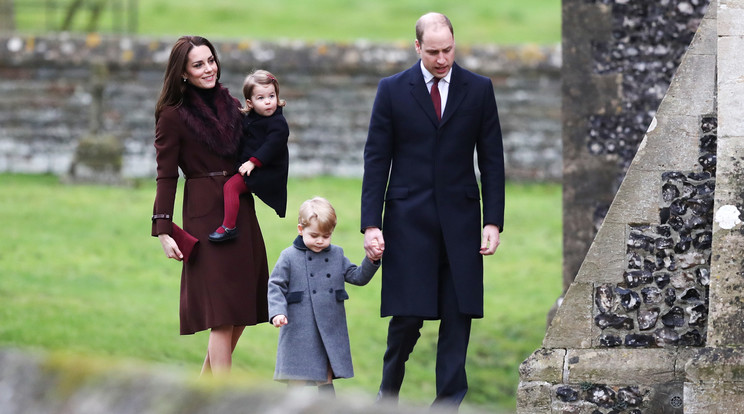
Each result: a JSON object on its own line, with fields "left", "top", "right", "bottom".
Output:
{"left": 378, "top": 252, "right": 473, "bottom": 406}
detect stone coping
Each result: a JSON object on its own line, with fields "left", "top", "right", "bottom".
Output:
{"left": 0, "top": 347, "right": 489, "bottom": 414}
{"left": 0, "top": 33, "right": 561, "bottom": 75}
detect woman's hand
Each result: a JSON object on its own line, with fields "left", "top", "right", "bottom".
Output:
{"left": 158, "top": 233, "right": 183, "bottom": 261}
{"left": 239, "top": 160, "right": 256, "bottom": 176}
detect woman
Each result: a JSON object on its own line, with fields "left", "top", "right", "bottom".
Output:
{"left": 151, "top": 35, "right": 269, "bottom": 375}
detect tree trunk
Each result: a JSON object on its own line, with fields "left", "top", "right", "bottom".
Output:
{"left": 0, "top": 0, "right": 15, "bottom": 32}
{"left": 61, "top": 0, "right": 85, "bottom": 31}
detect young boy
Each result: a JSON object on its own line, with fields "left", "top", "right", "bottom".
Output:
{"left": 267, "top": 197, "right": 381, "bottom": 395}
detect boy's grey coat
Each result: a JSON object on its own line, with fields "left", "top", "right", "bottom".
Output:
{"left": 268, "top": 236, "right": 379, "bottom": 382}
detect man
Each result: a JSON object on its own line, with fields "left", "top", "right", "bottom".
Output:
{"left": 361, "top": 12, "right": 505, "bottom": 408}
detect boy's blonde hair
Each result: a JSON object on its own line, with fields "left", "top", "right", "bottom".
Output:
{"left": 241, "top": 69, "right": 287, "bottom": 114}
{"left": 298, "top": 197, "right": 337, "bottom": 233}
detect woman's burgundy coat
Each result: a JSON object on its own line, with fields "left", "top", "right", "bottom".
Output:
{"left": 151, "top": 85, "right": 269, "bottom": 334}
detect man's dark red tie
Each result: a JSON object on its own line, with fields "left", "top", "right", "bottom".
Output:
{"left": 431, "top": 77, "right": 441, "bottom": 121}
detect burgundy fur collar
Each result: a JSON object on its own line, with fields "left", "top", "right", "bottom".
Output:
{"left": 177, "top": 84, "right": 242, "bottom": 157}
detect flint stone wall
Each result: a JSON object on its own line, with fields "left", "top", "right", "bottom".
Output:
{"left": 562, "top": 0, "right": 711, "bottom": 289}
{"left": 0, "top": 34, "right": 561, "bottom": 181}
{"left": 519, "top": 1, "right": 744, "bottom": 412}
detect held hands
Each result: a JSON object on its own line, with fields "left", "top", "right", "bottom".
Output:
{"left": 239, "top": 160, "right": 256, "bottom": 176}
{"left": 364, "top": 227, "right": 385, "bottom": 261}
{"left": 363, "top": 225, "right": 498, "bottom": 258}
{"left": 480, "top": 224, "right": 501, "bottom": 256}
{"left": 272, "top": 314, "right": 288, "bottom": 327}
{"left": 158, "top": 233, "right": 183, "bottom": 261}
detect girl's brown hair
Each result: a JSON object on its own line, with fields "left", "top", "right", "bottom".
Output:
{"left": 155, "top": 36, "right": 221, "bottom": 119}
{"left": 241, "top": 69, "right": 287, "bottom": 114}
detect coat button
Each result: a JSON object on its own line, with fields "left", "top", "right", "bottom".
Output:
{"left": 325, "top": 258, "right": 329, "bottom": 262}
{"left": 326, "top": 273, "right": 331, "bottom": 278}
{"left": 312, "top": 290, "right": 316, "bottom": 294}
{"left": 311, "top": 273, "right": 314, "bottom": 277}
{"left": 329, "top": 288, "right": 333, "bottom": 293}
{"left": 308, "top": 257, "right": 313, "bottom": 261}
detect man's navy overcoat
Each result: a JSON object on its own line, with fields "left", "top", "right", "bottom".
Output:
{"left": 361, "top": 61, "right": 505, "bottom": 319}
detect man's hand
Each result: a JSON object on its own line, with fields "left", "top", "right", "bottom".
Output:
{"left": 364, "top": 227, "right": 385, "bottom": 261}
{"left": 480, "top": 224, "right": 501, "bottom": 255}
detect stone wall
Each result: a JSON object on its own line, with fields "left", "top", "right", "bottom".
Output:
{"left": 519, "top": 1, "right": 744, "bottom": 412}
{"left": 562, "top": 0, "right": 710, "bottom": 290}
{"left": 0, "top": 348, "right": 480, "bottom": 414}
{"left": 0, "top": 34, "right": 561, "bottom": 181}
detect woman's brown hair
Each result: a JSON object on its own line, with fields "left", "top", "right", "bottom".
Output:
{"left": 155, "top": 36, "right": 221, "bottom": 120}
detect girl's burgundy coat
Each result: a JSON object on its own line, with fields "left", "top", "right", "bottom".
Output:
{"left": 152, "top": 85, "right": 269, "bottom": 334}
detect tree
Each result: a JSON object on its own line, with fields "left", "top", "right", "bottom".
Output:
{"left": 61, "top": 0, "right": 107, "bottom": 32}
{"left": 0, "top": 0, "right": 15, "bottom": 31}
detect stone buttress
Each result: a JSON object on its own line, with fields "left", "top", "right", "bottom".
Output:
{"left": 519, "top": 1, "right": 744, "bottom": 412}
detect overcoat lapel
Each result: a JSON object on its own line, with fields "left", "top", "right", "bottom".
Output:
{"left": 407, "top": 64, "right": 441, "bottom": 126}
{"left": 440, "top": 63, "right": 467, "bottom": 127}
{"left": 406, "top": 62, "right": 469, "bottom": 127}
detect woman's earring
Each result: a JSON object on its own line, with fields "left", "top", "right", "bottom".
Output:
{"left": 182, "top": 78, "right": 187, "bottom": 83}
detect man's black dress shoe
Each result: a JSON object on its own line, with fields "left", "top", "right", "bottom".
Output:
{"left": 208, "top": 226, "right": 238, "bottom": 242}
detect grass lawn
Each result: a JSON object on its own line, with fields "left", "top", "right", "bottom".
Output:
{"left": 0, "top": 173, "right": 561, "bottom": 412}
{"left": 13, "top": 0, "right": 560, "bottom": 45}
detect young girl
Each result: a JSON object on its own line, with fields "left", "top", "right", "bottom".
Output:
{"left": 267, "top": 197, "right": 381, "bottom": 396}
{"left": 209, "top": 69, "right": 290, "bottom": 242}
